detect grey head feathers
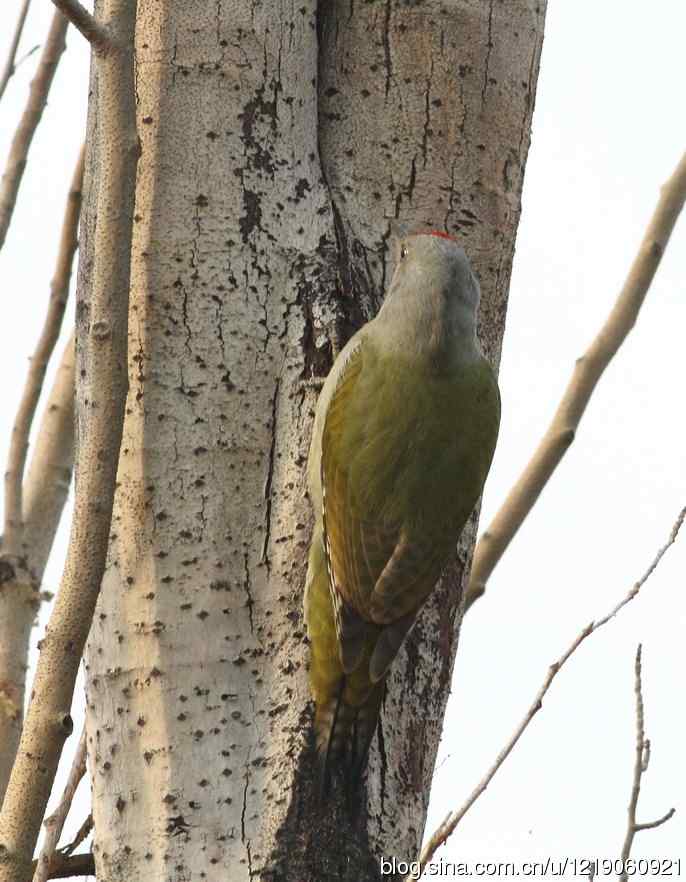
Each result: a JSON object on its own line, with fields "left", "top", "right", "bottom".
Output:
{"left": 374, "top": 232, "right": 482, "bottom": 367}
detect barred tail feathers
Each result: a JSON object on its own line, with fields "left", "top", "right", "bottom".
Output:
{"left": 312, "top": 664, "right": 385, "bottom": 799}
{"left": 305, "top": 533, "right": 383, "bottom": 794}
{"left": 346, "top": 674, "right": 385, "bottom": 788}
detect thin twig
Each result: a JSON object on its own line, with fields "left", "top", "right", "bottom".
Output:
{"left": 466, "top": 150, "right": 686, "bottom": 610}
{"left": 0, "top": 9, "right": 68, "bottom": 253}
{"left": 12, "top": 43, "right": 41, "bottom": 73}
{"left": 51, "top": 0, "right": 112, "bottom": 52}
{"left": 0, "top": 0, "right": 139, "bottom": 876}
{"left": 618, "top": 646, "right": 675, "bottom": 880}
{"left": 32, "top": 727, "right": 87, "bottom": 882}
{"left": 0, "top": 0, "right": 33, "bottom": 103}
{"left": 634, "top": 810, "right": 675, "bottom": 832}
{"left": 414, "top": 505, "right": 685, "bottom": 878}
{"left": 59, "top": 813, "right": 92, "bottom": 857}
{"left": 622, "top": 645, "right": 647, "bottom": 867}
{"left": 3, "top": 145, "right": 83, "bottom": 554}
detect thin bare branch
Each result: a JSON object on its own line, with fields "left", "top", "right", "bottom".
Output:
{"left": 0, "top": 10, "right": 68, "bottom": 253}
{"left": 0, "top": 0, "right": 139, "bottom": 876}
{"left": 621, "top": 644, "right": 647, "bottom": 868}
{"left": 466, "top": 150, "right": 686, "bottom": 610}
{"left": 32, "top": 727, "right": 87, "bottom": 882}
{"left": 593, "top": 507, "right": 686, "bottom": 630}
{"left": 0, "top": 337, "right": 75, "bottom": 803}
{"left": 3, "top": 145, "right": 83, "bottom": 555}
{"left": 51, "top": 0, "right": 112, "bottom": 52}
{"left": 22, "top": 334, "right": 75, "bottom": 584}
{"left": 618, "top": 646, "right": 675, "bottom": 880}
{"left": 59, "top": 813, "right": 92, "bottom": 857}
{"left": 634, "top": 810, "right": 675, "bottom": 833}
{"left": 0, "top": 145, "right": 81, "bottom": 798}
{"left": 0, "top": 0, "right": 33, "bottom": 103}
{"left": 30, "top": 853, "right": 94, "bottom": 881}
{"left": 414, "top": 505, "right": 684, "bottom": 878}
{"left": 11, "top": 43, "right": 41, "bottom": 73}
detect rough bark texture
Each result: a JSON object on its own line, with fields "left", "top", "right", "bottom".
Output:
{"left": 82, "top": 2, "right": 545, "bottom": 880}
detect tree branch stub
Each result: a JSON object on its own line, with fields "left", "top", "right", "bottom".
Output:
{"left": 51, "top": 0, "right": 112, "bottom": 53}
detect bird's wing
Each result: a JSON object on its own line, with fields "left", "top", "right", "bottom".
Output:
{"left": 320, "top": 342, "right": 449, "bottom": 674}
{"left": 368, "top": 528, "right": 449, "bottom": 622}
{"left": 320, "top": 339, "right": 382, "bottom": 671}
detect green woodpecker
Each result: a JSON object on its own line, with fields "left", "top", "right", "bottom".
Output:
{"left": 304, "top": 231, "right": 500, "bottom": 789}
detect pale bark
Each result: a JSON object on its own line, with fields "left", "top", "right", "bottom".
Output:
{"left": 82, "top": 2, "right": 545, "bottom": 881}
{"left": 0, "top": 0, "right": 139, "bottom": 877}
{"left": 315, "top": 11, "right": 543, "bottom": 870}
{"left": 0, "top": 10, "right": 68, "bottom": 254}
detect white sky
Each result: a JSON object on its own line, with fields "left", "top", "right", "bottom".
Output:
{"left": 0, "top": 0, "right": 684, "bottom": 875}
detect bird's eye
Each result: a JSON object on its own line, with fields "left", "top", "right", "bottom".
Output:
{"left": 400, "top": 245, "right": 408, "bottom": 260}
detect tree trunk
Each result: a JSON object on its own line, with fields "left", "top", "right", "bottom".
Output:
{"left": 82, "top": 2, "right": 545, "bottom": 879}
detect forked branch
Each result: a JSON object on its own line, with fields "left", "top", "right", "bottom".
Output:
{"left": 618, "top": 646, "right": 675, "bottom": 879}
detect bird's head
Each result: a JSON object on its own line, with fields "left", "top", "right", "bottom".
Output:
{"left": 377, "top": 231, "right": 482, "bottom": 365}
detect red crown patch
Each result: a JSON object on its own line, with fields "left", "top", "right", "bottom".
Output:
{"left": 410, "top": 230, "right": 459, "bottom": 243}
